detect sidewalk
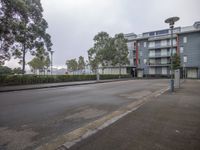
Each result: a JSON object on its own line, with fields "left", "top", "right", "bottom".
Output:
{"left": 70, "top": 80, "right": 200, "bottom": 150}
{"left": 0, "top": 79, "right": 131, "bottom": 92}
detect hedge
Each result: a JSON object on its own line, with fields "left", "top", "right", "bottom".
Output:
{"left": 0, "top": 74, "right": 131, "bottom": 86}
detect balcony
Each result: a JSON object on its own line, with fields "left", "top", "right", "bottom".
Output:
{"left": 148, "top": 43, "right": 177, "bottom": 49}
{"left": 149, "top": 53, "right": 171, "bottom": 58}
{"left": 148, "top": 62, "right": 171, "bottom": 66}
{"left": 148, "top": 34, "right": 177, "bottom": 41}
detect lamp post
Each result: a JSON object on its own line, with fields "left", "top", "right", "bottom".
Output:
{"left": 165, "top": 16, "right": 179, "bottom": 92}
{"left": 50, "top": 50, "right": 54, "bottom": 75}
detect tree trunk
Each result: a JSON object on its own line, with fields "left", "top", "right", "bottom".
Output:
{"left": 22, "top": 45, "right": 26, "bottom": 74}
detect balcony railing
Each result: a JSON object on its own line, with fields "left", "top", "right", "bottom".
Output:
{"left": 148, "top": 62, "right": 171, "bottom": 66}
{"left": 148, "top": 43, "right": 177, "bottom": 49}
{"left": 149, "top": 53, "right": 171, "bottom": 58}
{"left": 148, "top": 34, "right": 177, "bottom": 41}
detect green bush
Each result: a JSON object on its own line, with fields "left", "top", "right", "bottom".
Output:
{"left": 100, "top": 74, "right": 131, "bottom": 80}
{"left": 0, "top": 74, "right": 131, "bottom": 86}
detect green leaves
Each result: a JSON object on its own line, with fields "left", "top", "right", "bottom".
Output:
{"left": 66, "top": 56, "right": 86, "bottom": 73}
{"left": 78, "top": 56, "right": 85, "bottom": 70}
{"left": 88, "top": 32, "right": 129, "bottom": 72}
{"left": 172, "top": 53, "right": 181, "bottom": 70}
{"left": 28, "top": 47, "right": 50, "bottom": 74}
{"left": 0, "top": 0, "right": 52, "bottom": 72}
{"left": 66, "top": 59, "right": 78, "bottom": 72}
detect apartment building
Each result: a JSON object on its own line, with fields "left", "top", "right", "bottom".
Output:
{"left": 125, "top": 21, "right": 200, "bottom": 78}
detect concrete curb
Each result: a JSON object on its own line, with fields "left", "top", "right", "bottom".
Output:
{"left": 36, "top": 86, "right": 169, "bottom": 150}
{"left": 0, "top": 79, "right": 132, "bottom": 93}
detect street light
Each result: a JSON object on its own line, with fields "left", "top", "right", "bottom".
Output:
{"left": 165, "top": 16, "right": 179, "bottom": 92}
{"left": 50, "top": 50, "right": 54, "bottom": 75}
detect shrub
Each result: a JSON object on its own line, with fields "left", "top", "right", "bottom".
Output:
{"left": 0, "top": 74, "right": 131, "bottom": 86}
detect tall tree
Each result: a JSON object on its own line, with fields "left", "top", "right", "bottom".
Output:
{"left": 78, "top": 56, "right": 85, "bottom": 70}
{"left": 66, "top": 59, "right": 78, "bottom": 73}
{"left": 88, "top": 32, "right": 129, "bottom": 75}
{"left": 88, "top": 47, "right": 98, "bottom": 72}
{"left": 113, "top": 33, "right": 129, "bottom": 76}
{"left": 93, "top": 31, "right": 111, "bottom": 67}
{"left": 0, "top": 0, "right": 52, "bottom": 73}
{"left": 28, "top": 47, "right": 50, "bottom": 75}
{"left": 88, "top": 31, "right": 115, "bottom": 74}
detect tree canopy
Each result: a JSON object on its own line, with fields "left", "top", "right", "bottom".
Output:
{"left": 0, "top": 0, "right": 52, "bottom": 73}
{"left": 0, "top": 66, "right": 22, "bottom": 75}
{"left": 66, "top": 58, "right": 78, "bottom": 72}
{"left": 66, "top": 56, "right": 86, "bottom": 73}
{"left": 88, "top": 31, "right": 129, "bottom": 73}
{"left": 28, "top": 47, "right": 50, "bottom": 74}
{"left": 78, "top": 56, "right": 85, "bottom": 70}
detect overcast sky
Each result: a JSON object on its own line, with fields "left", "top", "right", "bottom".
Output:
{"left": 6, "top": 0, "right": 200, "bottom": 68}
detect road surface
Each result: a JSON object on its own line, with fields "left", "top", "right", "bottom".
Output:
{"left": 0, "top": 79, "right": 168, "bottom": 150}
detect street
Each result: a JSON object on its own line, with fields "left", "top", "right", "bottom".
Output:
{"left": 0, "top": 79, "right": 168, "bottom": 150}
{"left": 70, "top": 80, "right": 200, "bottom": 150}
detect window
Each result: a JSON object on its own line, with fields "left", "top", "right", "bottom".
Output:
{"left": 143, "top": 59, "right": 147, "bottom": 64}
{"left": 161, "top": 58, "right": 168, "bottom": 64}
{"left": 156, "top": 30, "right": 169, "bottom": 35}
{"left": 161, "top": 40, "right": 167, "bottom": 46}
{"left": 162, "top": 67, "right": 167, "bottom": 75}
{"left": 173, "top": 48, "right": 176, "bottom": 54}
{"left": 168, "top": 39, "right": 176, "bottom": 45}
{"left": 183, "top": 56, "right": 187, "bottom": 63}
{"left": 149, "top": 32, "right": 155, "bottom": 36}
{"left": 161, "top": 49, "right": 167, "bottom": 56}
{"left": 169, "top": 48, "right": 176, "bottom": 54}
{"left": 149, "top": 59, "right": 155, "bottom": 64}
{"left": 149, "top": 67, "right": 155, "bottom": 74}
{"left": 129, "top": 58, "right": 134, "bottom": 65}
{"left": 144, "top": 42, "right": 146, "bottom": 47}
{"left": 149, "top": 50, "right": 155, "bottom": 57}
{"left": 129, "top": 50, "right": 133, "bottom": 58}
{"left": 173, "top": 39, "right": 177, "bottom": 45}
{"left": 140, "top": 51, "right": 143, "bottom": 57}
{"left": 127, "top": 42, "right": 134, "bottom": 50}
{"left": 149, "top": 42, "right": 155, "bottom": 48}
{"left": 183, "top": 37, "right": 187, "bottom": 43}
{"left": 180, "top": 47, "right": 184, "bottom": 53}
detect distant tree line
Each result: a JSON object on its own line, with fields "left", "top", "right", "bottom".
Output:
{"left": 0, "top": 66, "right": 22, "bottom": 75}
{"left": 0, "top": 0, "right": 53, "bottom": 74}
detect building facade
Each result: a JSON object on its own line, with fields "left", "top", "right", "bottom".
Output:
{"left": 125, "top": 21, "right": 200, "bottom": 78}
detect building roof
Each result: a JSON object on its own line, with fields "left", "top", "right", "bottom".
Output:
{"left": 125, "top": 21, "right": 200, "bottom": 41}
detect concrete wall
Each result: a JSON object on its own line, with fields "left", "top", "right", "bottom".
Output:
{"left": 179, "top": 31, "right": 200, "bottom": 78}
{"left": 98, "top": 67, "right": 127, "bottom": 75}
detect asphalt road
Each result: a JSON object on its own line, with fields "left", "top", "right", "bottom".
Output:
{"left": 0, "top": 79, "right": 168, "bottom": 150}
{"left": 70, "top": 80, "right": 200, "bottom": 150}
